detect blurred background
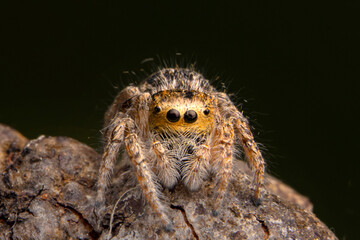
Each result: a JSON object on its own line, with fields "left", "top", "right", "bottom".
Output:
{"left": 1, "top": 1, "right": 358, "bottom": 239}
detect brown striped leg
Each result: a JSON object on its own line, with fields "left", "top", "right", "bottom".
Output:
{"left": 95, "top": 113, "right": 127, "bottom": 220}
{"left": 232, "top": 115, "right": 265, "bottom": 201}
{"left": 125, "top": 131, "right": 173, "bottom": 231}
{"left": 103, "top": 86, "right": 140, "bottom": 128}
{"left": 211, "top": 120, "right": 235, "bottom": 214}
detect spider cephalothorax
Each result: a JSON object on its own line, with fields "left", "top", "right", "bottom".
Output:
{"left": 149, "top": 90, "right": 218, "bottom": 191}
{"left": 96, "top": 68, "right": 265, "bottom": 231}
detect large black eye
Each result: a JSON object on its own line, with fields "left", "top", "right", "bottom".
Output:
{"left": 203, "top": 109, "right": 210, "bottom": 115}
{"left": 166, "top": 109, "right": 180, "bottom": 122}
{"left": 184, "top": 110, "right": 197, "bottom": 123}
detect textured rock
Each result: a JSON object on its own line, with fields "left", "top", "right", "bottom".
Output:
{"left": 0, "top": 124, "right": 337, "bottom": 240}
{"left": 0, "top": 124, "right": 100, "bottom": 240}
{"left": 0, "top": 124, "right": 28, "bottom": 173}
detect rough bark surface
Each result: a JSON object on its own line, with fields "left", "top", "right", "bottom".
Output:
{"left": 0, "top": 124, "right": 337, "bottom": 240}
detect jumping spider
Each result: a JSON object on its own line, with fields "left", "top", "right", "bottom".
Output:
{"left": 96, "top": 68, "right": 265, "bottom": 231}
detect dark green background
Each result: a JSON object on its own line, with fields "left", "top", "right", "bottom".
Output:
{"left": 1, "top": 1, "right": 358, "bottom": 239}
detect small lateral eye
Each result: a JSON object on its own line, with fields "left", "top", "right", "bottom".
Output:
{"left": 203, "top": 109, "right": 210, "bottom": 115}
{"left": 154, "top": 106, "right": 161, "bottom": 113}
{"left": 166, "top": 109, "right": 180, "bottom": 122}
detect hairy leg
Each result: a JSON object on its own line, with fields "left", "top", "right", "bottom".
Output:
{"left": 124, "top": 126, "right": 172, "bottom": 231}
{"left": 96, "top": 113, "right": 128, "bottom": 216}
{"left": 104, "top": 86, "right": 140, "bottom": 128}
{"left": 211, "top": 120, "right": 234, "bottom": 212}
{"left": 216, "top": 93, "right": 265, "bottom": 201}
{"left": 232, "top": 115, "right": 265, "bottom": 200}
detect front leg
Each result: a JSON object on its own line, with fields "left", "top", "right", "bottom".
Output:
{"left": 96, "top": 113, "right": 128, "bottom": 215}
{"left": 211, "top": 120, "right": 235, "bottom": 213}
{"left": 104, "top": 86, "right": 140, "bottom": 128}
{"left": 216, "top": 93, "right": 265, "bottom": 201}
{"left": 124, "top": 128, "right": 173, "bottom": 231}
{"left": 232, "top": 115, "right": 265, "bottom": 201}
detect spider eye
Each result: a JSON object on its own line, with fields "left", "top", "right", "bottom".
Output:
{"left": 184, "top": 110, "right": 197, "bottom": 123}
{"left": 203, "top": 109, "right": 210, "bottom": 115}
{"left": 154, "top": 106, "right": 161, "bottom": 113}
{"left": 166, "top": 109, "right": 180, "bottom": 122}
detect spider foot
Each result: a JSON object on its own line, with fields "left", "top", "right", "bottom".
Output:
{"left": 251, "top": 196, "right": 262, "bottom": 207}
{"left": 93, "top": 200, "right": 108, "bottom": 231}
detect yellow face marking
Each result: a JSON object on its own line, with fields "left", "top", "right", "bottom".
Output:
{"left": 149, "top": 90, "right": 216, "bottom": 134}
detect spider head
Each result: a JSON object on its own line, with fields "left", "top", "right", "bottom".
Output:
{"left": 149, "top": 90, "right": 216, "bottom": 138}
